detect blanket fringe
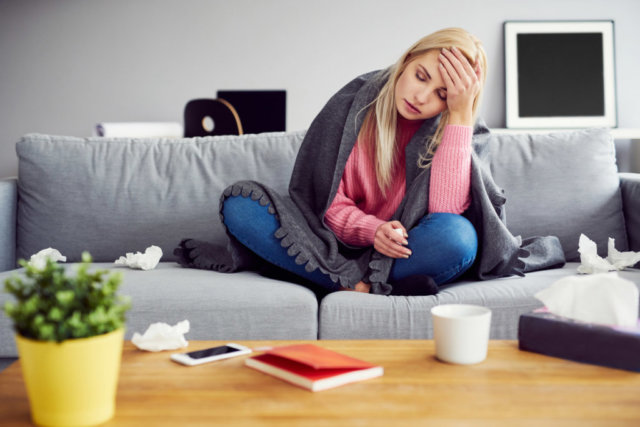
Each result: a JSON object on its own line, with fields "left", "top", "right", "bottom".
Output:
{"left": 219, "top": 180, "right": 372, "bottom": 289}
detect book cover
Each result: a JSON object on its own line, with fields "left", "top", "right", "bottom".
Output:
{"left": 518, "top": 310, "right": 640, "bottom": 372}
{"left": 244, "top": 344, "right": 384, "bottom": 391}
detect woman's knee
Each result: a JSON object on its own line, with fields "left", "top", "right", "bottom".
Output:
{"left": 431, "top": 213, "right": 478, "bottom": 261}
{"left": 221, "top": 195, "right": 248, "bottom": 231}
{"left": 222, "top": 195, "right": 279, "bottom": 236}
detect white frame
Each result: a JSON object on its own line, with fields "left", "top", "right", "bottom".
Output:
{"left": 504, "top": 20, "right": 617, "bottom": 129}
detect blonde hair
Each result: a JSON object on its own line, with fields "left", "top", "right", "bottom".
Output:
{"left": 361, "top": 28, "right": 488, "bottom": 195}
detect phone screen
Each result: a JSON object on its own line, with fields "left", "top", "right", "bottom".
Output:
{"left": 185, "top": 345, "right": 240, "bottom": 359}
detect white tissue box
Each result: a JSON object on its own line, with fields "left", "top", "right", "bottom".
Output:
{"left": 518, "top": 309, "right": 640, "bottom": 372}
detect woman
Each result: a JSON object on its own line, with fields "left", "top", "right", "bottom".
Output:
{"left": 176, "top": 28, "right": 562, "bottom": 295}
{"left": 321, "top": 29, "right": 485, "bottom": 294}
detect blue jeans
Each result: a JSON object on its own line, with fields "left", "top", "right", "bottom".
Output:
{"left": 222, "top": 195, "right": 477, "bottom": 292}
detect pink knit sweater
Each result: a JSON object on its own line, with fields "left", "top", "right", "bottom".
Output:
{"left": 324, "top": 118, "right": 472, "bottom": 246}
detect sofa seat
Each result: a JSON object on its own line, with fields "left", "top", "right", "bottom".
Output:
{"left": 3, "top": 261, "right": 637, "bottom": 357}
{"left": 319, "top": 263, "right": 640, "bottom": 339}
{"left": 0, "top": 263, "right": 319, "bottom": 357}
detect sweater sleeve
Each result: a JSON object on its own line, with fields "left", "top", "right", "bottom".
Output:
{"left": 324, "top": 144, "right": 386, "bottom": 247}
{"left": 428, "top": 124, "right": 473, "bottom": 214}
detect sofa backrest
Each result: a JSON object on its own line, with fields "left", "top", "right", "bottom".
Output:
{"left": 16, "top": 127, "right": 627, "bottom": 265}
{"left": 487, "top": 128, "right": 628, "bottom": 261}
{"left": 16, "top": 132, "right": 305, "bottom": 263}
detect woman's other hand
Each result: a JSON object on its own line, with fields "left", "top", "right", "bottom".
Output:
{"left": 438, "top": 46, "right": 482, "bottom": 126}
{"left": 374, "top": 221, "right": 411, "bottom": 259}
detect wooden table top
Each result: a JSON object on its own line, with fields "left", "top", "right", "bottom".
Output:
{"left": 1, "top": 340, "right": 640, "bottom": 426}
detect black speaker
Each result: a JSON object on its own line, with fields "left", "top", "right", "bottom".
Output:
{"left": 217, "top": 90, "right": 286, "bottom": 134}
{"left": 183, "top": 98, "right": 243, "bottom": 137}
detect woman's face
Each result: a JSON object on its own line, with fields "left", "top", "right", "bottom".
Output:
{"left": 394, "top": 50, "right": 448, "bottom": 121}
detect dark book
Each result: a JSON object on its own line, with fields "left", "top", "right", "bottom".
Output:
{"left": 518, "top": 310, "right": 640, "bottom": 372}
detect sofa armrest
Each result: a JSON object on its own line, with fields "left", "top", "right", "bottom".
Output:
{"left": 0, "top": 178, "right": 17, "bottom": 272}
{"left": 620, "top": 173, "right": 640, "bottom": 252}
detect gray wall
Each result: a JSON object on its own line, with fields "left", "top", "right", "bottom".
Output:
{"left": 1, "top": 0, "right": 639, "bottom": 178}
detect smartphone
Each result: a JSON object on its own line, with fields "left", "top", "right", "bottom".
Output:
{"left": 170, "top": 343, "right": 252, "bottom": 366}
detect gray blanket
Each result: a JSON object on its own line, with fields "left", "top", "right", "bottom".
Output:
{"left": 214, "top": 69, "right": 565, "bottom": 295}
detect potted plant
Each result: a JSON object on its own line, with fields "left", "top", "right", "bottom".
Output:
{"left": 4, "top": 251, "right": 130, "bottom": 426}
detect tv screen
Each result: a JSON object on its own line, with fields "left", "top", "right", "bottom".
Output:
{"left": 517, "top": 33, "right": 604, "bottom": 117}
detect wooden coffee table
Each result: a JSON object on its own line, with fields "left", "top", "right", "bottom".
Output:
{"left": 1, "top": 340, "right": 640, "bottom": 425}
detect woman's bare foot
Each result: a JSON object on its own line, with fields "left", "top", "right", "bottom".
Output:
{"left": 340, "top": 281, "right": 371, "bottom": 293}
{"left": 354, "top": 281, "right": 371, "bottom": 293}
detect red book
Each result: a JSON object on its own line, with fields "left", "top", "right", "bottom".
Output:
{"left": 244, "top": 344, "right": 384, "bottom": 391}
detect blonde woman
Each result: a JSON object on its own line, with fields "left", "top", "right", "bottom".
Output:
{"left": 324, "top": 28, "right": 485, "bottom": 294}
{"left": 176, "top": 28, "right": 564, "bottom": 295}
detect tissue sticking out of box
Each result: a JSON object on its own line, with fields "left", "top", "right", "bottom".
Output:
{"left": 131, "top": 320, "right": 190, "bottom": 352}
{"left": 535, "top": 273, "right": 639, "bottom": 327}
{"left": 115, "top": 245, "right": 163, "bottom": 270}
{"left": 577, "top": 234, "right": 640, "bottom": 274}
{"left": 28, "top": 248, "right": 67, "bottom": 270}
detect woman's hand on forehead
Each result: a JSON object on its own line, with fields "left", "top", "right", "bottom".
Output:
{"left": 438, "top": 46, "right": 482, "bottom": 126}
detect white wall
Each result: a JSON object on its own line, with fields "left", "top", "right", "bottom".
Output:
{"left": 1, "top": 0, "right": 639, "bottom": 177}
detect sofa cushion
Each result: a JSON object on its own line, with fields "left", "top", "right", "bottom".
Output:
{"left": 620, "top": 173, "right": 640, "bottom": 253}
{"left": 318, "top": 263, "right": 640, "bottom": 340}
{"left": 488, "top": 128, "right": 627, "bottom": 260}
{"left": 16, "top": 132, "right": 304, "bottom": 263}
{"left": 0, "top": 263, "right": 319, "bottom": 356}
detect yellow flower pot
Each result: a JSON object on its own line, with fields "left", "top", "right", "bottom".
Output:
{"left": 15, "top": 328, "right": 124, "bottom": 427}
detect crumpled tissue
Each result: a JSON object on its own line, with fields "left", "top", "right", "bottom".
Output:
{"left": 28, "top": 248, "right": 67, "bottom": 270}
{"left": 577, "top": 234, "right": 640, "bottom": 274}
{"left": 535, "top": 272, "right": 639, "bottom": 327}
{"left": 115, "top": 245, "right": 163, "bottom": 270}
{"left": 131, "top": 320, "right": 190, "bottom": 351}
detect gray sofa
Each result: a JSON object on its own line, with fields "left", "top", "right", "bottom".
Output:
{"left": 1, "top": 128, "right": 639, "bottom": 357}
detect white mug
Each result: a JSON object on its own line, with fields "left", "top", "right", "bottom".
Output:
{"left": 431, "top": 304, "right": 492, "bottom": 365}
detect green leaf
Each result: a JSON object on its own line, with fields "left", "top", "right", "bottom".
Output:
{"left": 39, "top": 323, "right": 55, "bottom": 341}
{"left": 4, "top": 301, "right": 15, "bottom": 317}
{"left": 3, "top": 252, "right": 129, "bottom": 342}
{"left": 48, "top": 307, "right": 63, "bottom": 322}
{"left": 55, "top": 290, "right": 74, "bottom": 306}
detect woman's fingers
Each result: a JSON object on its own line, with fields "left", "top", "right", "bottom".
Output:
{"left": 474, "top": 61, "right": 483, "bottom": 82}
{"left": 374, "top": 222, "right": 412, "bottom": 259}
{"left": 389, "top": 220, "right": 409, "bottom": 239}
{"left": 439, "top": 50, "right": 460, "bottom": 88}
{"left": 439, "top": 47, "right": 482, "bottom": 118}
{"left": 451, "top": 46, "right": 477, "bottom": 81}
{"left": 440, "top": 47, "right": 478, "bottom": 91}
{"left": 378, "top": 238, "right": 411, "bottom": 258}
{"left": 440, "top": 48, "right": 465, "bottom": 88}
{"left": 439, "top": 61, "right": 455, "bottom": 90}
